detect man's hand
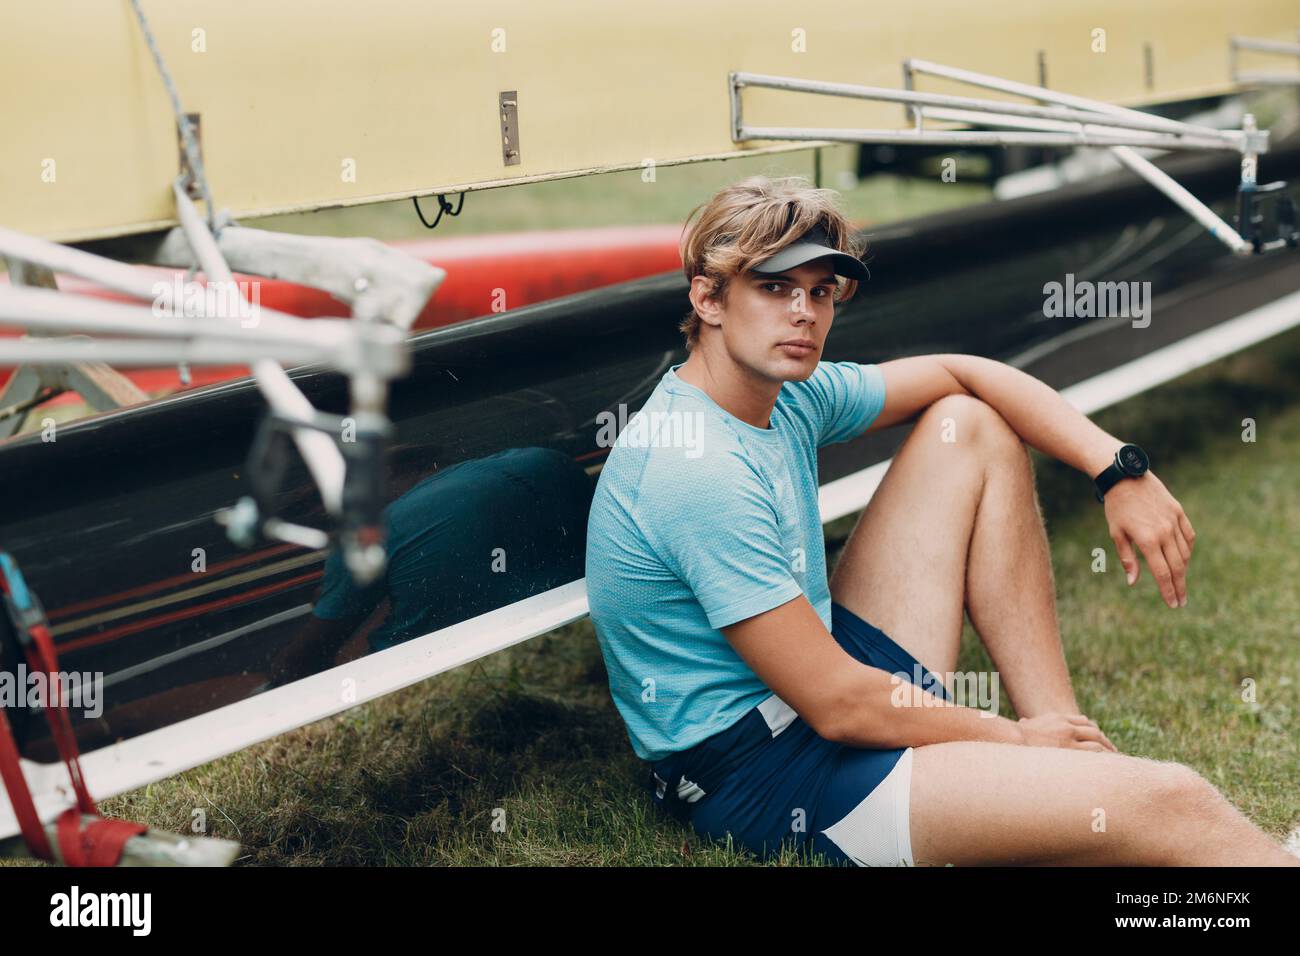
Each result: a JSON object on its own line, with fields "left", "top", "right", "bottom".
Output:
{"left": 1017, "top": 713, "right": 1117, "bottom": 752}
{"left": 868, "top": 357, "right": 1192, "bottom": 610}
{"left": 1104, "top": 470, "right": 1196, "bottom": 608}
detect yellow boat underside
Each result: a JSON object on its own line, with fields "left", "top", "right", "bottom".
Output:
{"left": 4, "top": 0, "right": 1299, "bottom": 242}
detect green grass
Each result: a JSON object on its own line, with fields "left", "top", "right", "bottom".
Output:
{"left": 7, "top": 323, "right": 1274, "bottom": 866}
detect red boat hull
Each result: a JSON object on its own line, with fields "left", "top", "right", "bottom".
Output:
{"left": 1, "top": 225, "right": 684, "bottom": 403}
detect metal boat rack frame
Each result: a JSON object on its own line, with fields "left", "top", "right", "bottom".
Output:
{"left": 0, "top": 195, "right": 442, "bottom": 586}
{"left": 730, "top": 58, "right": 1300, "bottom": 256}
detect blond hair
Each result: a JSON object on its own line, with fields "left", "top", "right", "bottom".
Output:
{"left": 677, "top": 175, "right": 866, "bottom": 349}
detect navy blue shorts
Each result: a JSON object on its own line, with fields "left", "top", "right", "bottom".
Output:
{"left": 649, "top": 602, "right": 952, "bottom": 866}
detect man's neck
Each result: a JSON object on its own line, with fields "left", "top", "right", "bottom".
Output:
{"left": 676, "top": 351, "right": 782, "bottom": 430}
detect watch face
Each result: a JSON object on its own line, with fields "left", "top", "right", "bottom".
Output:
{"left": 1117, "top": 443, "right": 1149, "bottom": 477}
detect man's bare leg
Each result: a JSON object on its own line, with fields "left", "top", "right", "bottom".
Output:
{"left": 828, "top": 393, "right": 1296, "bottom": 865}
{"left": 908, "top": 742, "right": 1299, "bottom": 866}
{"left": 829, "top": 393, "right": 1076, "bottom": 715}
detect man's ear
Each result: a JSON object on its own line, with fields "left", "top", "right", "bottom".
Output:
{"left": 689, "top": 275, "right": 725, "bottom": 330}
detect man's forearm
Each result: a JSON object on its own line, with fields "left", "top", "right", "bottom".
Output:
{"left": 937, "top": 354, "right": 1123, "bottom": 477}
{"left": 826, "top": 666, "right": 1025, "bottom": 749}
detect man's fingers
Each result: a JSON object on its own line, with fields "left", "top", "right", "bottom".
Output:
{"left": 1072, "top": 725, "right": 1117, "bottom": 752}
{"left": 1162, "top": 539, "right": 1187, "bottom": 607}
{"left": 1173, "top": 522, "right": 1192, "bottom": 564}
{"left": 1073, "top": 741, "right": 1107, "bottom": 752}
{"left": 1112, "top": 533, "right": 1139, "bottom": 586}
{"left": 1140, "top": 539, "right": 1178, "bottom": 608}
{"left": 1178, "top": 512, "right": 1197, "bottom": 553}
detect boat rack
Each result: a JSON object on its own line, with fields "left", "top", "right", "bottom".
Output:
{"left": 731, "top": 58, "right": 1299, "bottom": 255}
{"left": 0, "top": 204, "right": 438, "bottom": 586}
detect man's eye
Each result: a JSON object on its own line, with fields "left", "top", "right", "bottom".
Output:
{"left": 763, "top": 283, "right": 833, "bottom": 297}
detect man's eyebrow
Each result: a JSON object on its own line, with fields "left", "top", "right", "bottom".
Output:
{"left": 755, "top": 273, "right": 838, "bottom": 285}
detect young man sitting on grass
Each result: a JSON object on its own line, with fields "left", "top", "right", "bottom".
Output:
{"left": 583, "top": 175, "right": 1298, "bottom": 866}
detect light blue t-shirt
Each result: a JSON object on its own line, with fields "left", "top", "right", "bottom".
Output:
{"left": 585, "top": 360, "right": 887, "bottom": 761}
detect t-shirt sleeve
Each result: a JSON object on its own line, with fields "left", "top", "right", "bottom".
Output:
{"left": 634, "top": 453, "right": 803, "bottom": 630}
{"left": 799, "top": 361, "right": 888, "bottom": 446}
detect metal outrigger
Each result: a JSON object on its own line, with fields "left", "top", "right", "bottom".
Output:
{"left": 730, "top": 57, "right": 1299, "bottom": 256}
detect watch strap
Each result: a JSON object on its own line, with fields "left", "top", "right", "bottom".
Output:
{"left": 1093, "top": 462, "right": 1124, "bottom": 502}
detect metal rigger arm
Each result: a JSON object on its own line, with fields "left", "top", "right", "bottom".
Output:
{"left": 730, "top": 56, "right": 1299, "bottom": 256}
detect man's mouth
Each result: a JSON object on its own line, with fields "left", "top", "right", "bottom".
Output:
{"left": 777, "top": 339, "right": 817, "bottom": 357}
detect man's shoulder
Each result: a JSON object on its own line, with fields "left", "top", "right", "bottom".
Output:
{"left": 621, "top": 412, "right": 752, "bottom": 493}
{"left": 605, "top": 378, "right": 742, "bottom": 459}
{"left": 596, "top": 414, "right": 755, "bottom": 525}
{"left": 777, "top": 360, "right": 886, "bottom": 447}
{"left": 779, "top": 360, "right": 861, "bottom": 402}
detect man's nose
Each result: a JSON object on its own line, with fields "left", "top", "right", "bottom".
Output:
{"left": 788, "top": 289, "right": 815, "bottom": 317}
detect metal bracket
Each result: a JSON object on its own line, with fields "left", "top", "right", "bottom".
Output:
{"left": 177, "top": 112, "right": 203, "bottom": 199}
{"left": 500, "top": 90, "right": 521, "bottom": 166}
{"left": 218, "top": 406, "right": 393, "bottom": 584}
{"left": 1237, "top": 180, "right": 1300, "bottom": 253}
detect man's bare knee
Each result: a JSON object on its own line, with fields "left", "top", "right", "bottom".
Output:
{"left": 1118, "top": 760, "right": 1224, "bottom": 863}
{"left": 1147, "top": 761, "right": 1221, "bottom": 817}
{"left": 919, "top": 393, "right": 1022, "bottom": 455}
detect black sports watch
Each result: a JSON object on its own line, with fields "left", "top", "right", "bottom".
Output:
{"left": 1093, "top": 443, "right": 1149, "bottom": 502}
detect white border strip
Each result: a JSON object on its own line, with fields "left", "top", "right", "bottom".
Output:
{"left": 5, "top": 287, "right": 1300, "bottom": 841}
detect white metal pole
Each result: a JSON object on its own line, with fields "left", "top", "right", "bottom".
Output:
{"left": 1110, "top": 146, "right": 1251, "bottom": 254}
{"left": 171, "top": 181, "right": 348, "bottom": 515}
{"left": 903, "top": 59, "right": 1241, "bottom": 143}
{"left": 738, "top": 125, "right": 1233, "bottom": 151}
